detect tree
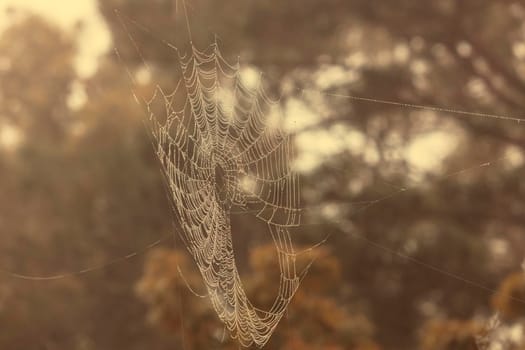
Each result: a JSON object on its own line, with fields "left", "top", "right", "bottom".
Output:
{"left": 136, "top": 245, "right": 381, "bottom": 349}
{"left": 0, "top": 12, "right": 174, "bottom": 350}
{"left": 2, "top": 1, "right": 525, "bottom": 349}
{"left": 100, "top": 1, "right": 525, "bottom": 348}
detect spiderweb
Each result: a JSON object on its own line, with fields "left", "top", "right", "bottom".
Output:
{"left": 144, "top": 42, "right": 301, "bottom": 348}
{"left": 4, "top": 9, "right": 525, "bottom": 349}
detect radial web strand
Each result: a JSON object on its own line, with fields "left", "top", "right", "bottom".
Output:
{"left": 145, "top": 42, "right": 301, "bottom": 348}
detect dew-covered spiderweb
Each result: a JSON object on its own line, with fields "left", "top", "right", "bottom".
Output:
{"left": 5, "top": 8, "right": 525, "bottom": 349}
{"left": 144, "top": 42, "right": 301, "bottom": 348}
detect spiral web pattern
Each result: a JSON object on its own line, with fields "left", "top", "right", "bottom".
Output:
{"left": 145, "top": 42, "right": 301, "bottom": 347}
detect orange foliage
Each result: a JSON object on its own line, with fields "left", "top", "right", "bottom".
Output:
{"left": 136, "top": 244, "right": 381, "bottom": 349}
{"left": 419, "top": 319, "right": 483, "bottom": 350}
{"left": 492, "top": 272, "right": 525, "bottom": 321}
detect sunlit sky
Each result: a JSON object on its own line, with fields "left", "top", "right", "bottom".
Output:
{"left": 0, "top": 0, "right": 461, "bottom": 173}
{"left": 0, "top": 0, "right": 110, "bottom": 78}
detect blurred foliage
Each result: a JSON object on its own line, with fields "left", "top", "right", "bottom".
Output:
{"left": 1, "top": 0, "right": 525, "bottom": 349}
{"left": 136, "top": 245, "right": 380, "bottom": 349}
{"left": 419, "top": 319, "right": 482, "bottom": 350}
{"left": 492, "top": 272, "right": 525, "bottom": 321}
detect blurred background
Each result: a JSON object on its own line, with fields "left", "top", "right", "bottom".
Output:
{"left": 1, "top": 1, "right": 525, "bottom": 349}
